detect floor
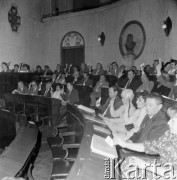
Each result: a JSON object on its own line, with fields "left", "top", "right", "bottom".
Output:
{"left": 32, "top": 126, "right": 57, "bottom": 180}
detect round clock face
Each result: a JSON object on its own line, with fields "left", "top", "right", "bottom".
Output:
{"left": 8, "top": 6, "right": 21, "bottom": 32}
{"left": 119, "top": 20, "right": 146, "bottom": 60}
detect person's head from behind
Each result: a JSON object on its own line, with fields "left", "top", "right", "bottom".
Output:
{"left": 121, "top": 89, "right": 134, "bottom": 104}
{"left": 100, "top": 74, "right": 106, "bottom": 82}
{"left": 167, "top": 106, "right": 177, "bottom": 135}
{"left": 109, "top": 86, "right": 118, "bottom": 99}
{"left": 136, "top": 91, "right": 149, "bottom": 109}
{"left": 46, "top": 82, "right": 52, "bottom": 90}
{"left": 18, "top": 81, "right": 24, "bottom": 89}
{"left": 1, "top": 62, "right": 8, "bottom": 71}
{"left": 14, "top": 64, "right": 19, "bottom": 72}
{"left": 96, "top": 63, "right": 102, "bottom": 70}
{"left": 127, "top": 69, "right": 135, "bottom": 80}
{"left": 153, "top": 59, "right": 159, "bottom": 68}
{"left": 146, "top": 93, "right": 163, "bottom": 117}
{"left": 67, "top": 82, "right": 73, "bottom": 92}
{"left": 132, "top": 66, "right": 137, "bottom": 71}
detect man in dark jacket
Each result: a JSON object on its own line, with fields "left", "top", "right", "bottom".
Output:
{"left": 129, "top": 93, "right": 169, "bottom": 143}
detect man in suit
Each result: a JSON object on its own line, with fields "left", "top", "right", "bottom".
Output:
{"left": 54, "top": 64, "right": 63, "bottom": 76}
{"left": 40, "top": 82, "right": 53, "bottom": 98}
{"left": 92, "top": 63, "right": 105, "bottom": 75}
{"left": 90, "top": 75, "right": 109, "bottom": 107}
{"left": 12, "top": 81, "right": 29, "bottom": 94}
{"left": 120, "top": 69, "right": 142, "bottom": 92}
{"left": 77, "top": 72, "right": 93, "bottom": 88}
{"left": 96, "top": 85, "right": 123, "bottom": 117}
{"left": 128, "top": 93, "right": 169, "bottom": 143}
{"left": 62, "top": 82, "right": 79, "bottom": 105}
{"left": 1, "top": 62, "right": 11, "bottom": 72}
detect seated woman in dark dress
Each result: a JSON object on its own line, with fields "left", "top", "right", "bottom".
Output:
{"left": 113, "top": 106, "right": 177, "bottom": 179}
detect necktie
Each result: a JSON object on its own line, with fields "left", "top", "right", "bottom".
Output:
{"left": 125, "top": 80, "right": 131, "bottom": 89}
{"left": 44, "top": 89, "right": 48, "bottom": 96}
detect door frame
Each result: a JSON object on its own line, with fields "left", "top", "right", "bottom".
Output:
{"left": 61, "top": 31, "right": 85, "bottom": 66}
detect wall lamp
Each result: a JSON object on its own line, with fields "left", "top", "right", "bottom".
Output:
{"left": 162, "top": 17, "right": 172, "bottom": 36}
{"left": 98, "top": 32, "right": 105, "bottom": 46}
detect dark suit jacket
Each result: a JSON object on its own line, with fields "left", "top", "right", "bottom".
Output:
{"left": 78, "top": 77, "right": 93, "bottom": 87}
{"left": 98, "top": 96, "right": 123, "bottom": 117}
{"left": 121, "top": 76, "right": 142, "bottom": 92}
{"left": 28, "top": 87, "right": 39, "bottom": 95}
{"left": 17, "top": 86, "right": 29, "bottom": 94}
{"left": 65, "top": 88, "right": 79, "bottom": 105}
{"left": 40, "top": 88, "right": 52, "bottom": 98}
{"left": 92, "top": 69, "right": 105, "bottom": 75}
{"left": 54, "top": 70, "right": 63, "bottom": 76}
{"left": 129, "top": 109, "right": 169, "bottom": 143}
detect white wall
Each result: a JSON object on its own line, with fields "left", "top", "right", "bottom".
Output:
{"left": 1, "top": 0, "right": 177, "bottom": 71}
{"left": 0, "top": 0, "right": 44, "bottom": 70}
{"left": 42, "top": 0, "right": 171, "bottom": 70}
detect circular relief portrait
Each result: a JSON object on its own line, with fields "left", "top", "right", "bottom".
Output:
{"left": 119, "top": 20, "right": 146, "bottom": 60}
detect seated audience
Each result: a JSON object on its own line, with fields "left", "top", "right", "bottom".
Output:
{"left": 52, "top": 84, "right": 64, "bottom": 100}
{"left": 90, "top": 74, "right": 109, "bottom": 107}
{"left": 111, "top": 91, "right": 148, "bottom": 140}
{"left": 108, "top": 62, "right": 120, "bottom": 77}
{"left": 1, "top": 62, "right": 11, "bottom": 72}
{"left": 77, "top": 72, "right": 93, "bottom": 87}
{"left": 168, "top": 59, "right": 177, "bottom": 75}
{"left": 113, "top": 106, "right": 177, "bottom": 180}
{"left": 40, "top": 82, "right": 53, "bottom": 97}
{"left": 54, "top": 64, "right": 63, "bottom": 76}
{"left": 35, "top": 65, "right": 43, "bottom": 73}
{"left": 155, "top": 61, "right": 175, "bottom": 97}
{"left": 11, "top": 64, "right": 19, "bottom": 73}
{"left": 19, "top": 64, "right": 30, "bottom": 72}
{"left": 72, "top": 66, "right": 80, "bottom": 84}
{"left": 80, "top": 62, "right": 88, "bottom": 75}
{"left": 51, "top": 73, "right": 57, "bottom": 84}
{"left": 28, "top": 80, "right": 39, "bottom": 95}
{"left": 56, "top": 73, "right": 66, "bottom": 84}
{"left": 122, "top": 93, "right": 169, "bottom": 143}
{"left": 92, "top": 63, "right": 105, "bottom": 75}
{"left": 106, "top": 63, "right": 113, "bottom": 75}
{"left": 97, "top": 85, "right": 122, "bottom": 117}
{"left": 119, "top": 69, "right": 142, "bottom": 92}
{"left": 136, "top": 65, "right": 154, "bottom": 93}
{"left": 103, "top": 89, "right": 136, "bottom": 133}
{"left": 62, "top": 82, "right": 79, "bottom": 105}
{"left": 12, "top": 81, "right": 28, "bottom": 94}
{"left": 44, "top": 65, "right": 53, "bottom": 74}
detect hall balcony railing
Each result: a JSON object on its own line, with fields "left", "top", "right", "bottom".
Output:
{"left": 42, "top": 0, "right": 120, "bottom": 19}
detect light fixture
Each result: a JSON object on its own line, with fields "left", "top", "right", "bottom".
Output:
{"left": 98, "top": 32, "right": 105, "bottom": 46}
{"left": 162, "top": 17, "right": 172, "bottom": 36}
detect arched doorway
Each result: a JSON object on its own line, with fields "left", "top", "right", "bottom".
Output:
{"left": 61, "top": 31, "right": 85, "bottom": 67}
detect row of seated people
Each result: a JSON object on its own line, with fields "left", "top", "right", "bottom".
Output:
{"left": 94, "top": 85, "right": 177, "bottom": 179}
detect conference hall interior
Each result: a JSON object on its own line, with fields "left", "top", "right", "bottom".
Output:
{"left": 1, "top": 0, "right": 177, "bottom": 180}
